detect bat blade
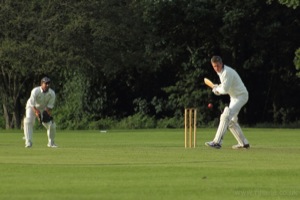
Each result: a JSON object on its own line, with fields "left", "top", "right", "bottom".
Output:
{"left": 204, "top": 78, "right": 215, "bottom": 89}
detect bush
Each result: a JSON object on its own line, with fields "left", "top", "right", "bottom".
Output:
{"left": 156, "top": 117, "right": 183, "bottom": 128}
{"left": 88, "top": 117, "right": 117, "bottom": 130}
{"left": 254, "top": 121, "right": 300, "bottom": 128}
{"left": 116, "top": 113, "right": 156, "bottom": 129}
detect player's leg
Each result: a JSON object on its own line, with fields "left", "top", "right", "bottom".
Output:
{"left": 43, "top": 121, "right": 57, "bottom": 148}
{"left": 23, "top": 108, "right": 35, "bottom": 148}
{"left": 213, "top": 106, "right": 230, "bottom": 144}
{"left": 229, "top": 116, "right": 250, "bottom": 149}
{"left": 228, "top": 95, "right": 249, "bottom": 149}
{"left": 205, "top": 106, "right": 230, "bottom": 149}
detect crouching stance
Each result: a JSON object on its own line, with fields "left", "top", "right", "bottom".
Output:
{"left": 23, "top": 77, "right": 57, "bottom": 148}
{"left": 205, "top": 56, "right": 250, "bottom": 149}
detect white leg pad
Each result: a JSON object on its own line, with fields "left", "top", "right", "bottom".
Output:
{"left": 24, "top": 118, "right": 34, "bottom": 145}
{"left": 43, "top": 121, "right": 56, "bottom": 145}
{"left": 213, "top": 107, "right": 230, "bottom": 144}
{"left": 229, "top": 121, "right": 249, "bottom": 145}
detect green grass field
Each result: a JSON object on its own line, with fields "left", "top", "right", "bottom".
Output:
{"left": 0, "top": 128, "right": 299, "bottom": 200}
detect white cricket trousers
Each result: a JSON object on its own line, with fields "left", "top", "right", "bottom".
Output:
{"left": 23, "top": 107, "right": 56, "bottom": 146}
{"left": 213, "top": 93, "right": 249, "bottom": 145}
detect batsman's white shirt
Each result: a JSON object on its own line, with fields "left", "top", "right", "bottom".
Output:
{"left": 26, "top": 86, "right": 55, "bottom": 111}
{"left": 215, "top": 65, "right": 248, "bottom": 120}
{"left": 215, "top": 65, "right": 248, "bottom": 98}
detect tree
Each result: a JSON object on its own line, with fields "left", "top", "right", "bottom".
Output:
{"left": 0, "top": 1, "right": 47, "bottom": 128}
{"left": 267, "top": 0, "right": 300, "bottom": 9}
{"left": 1, "top": 0, "right": 299, "bottom": 129}
{"left": 0, "top": 0, "right": 87, "bottom": 129}
{"left": 295, "top": 48, "right": 300, "bottom": 77}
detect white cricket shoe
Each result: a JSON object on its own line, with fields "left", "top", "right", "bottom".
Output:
{"left": 25, "top": 141, "right": 32, "bottom": 148}
{"left": 232, "top": 144, "right": 250, "bottom": 149}
{"left": 47, "top": 143, "right": 58, "bottom": 148}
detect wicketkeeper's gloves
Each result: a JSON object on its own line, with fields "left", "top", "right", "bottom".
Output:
{"left": 42, "top": 110, "right": 53, "bottom": 123}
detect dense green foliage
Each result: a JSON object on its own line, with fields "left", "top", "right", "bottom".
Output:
{"left": 0, "top": 0, "right": 299, "bottom": 129}
{"left": 0, "top": 129, "right": 300, "bottom": 199}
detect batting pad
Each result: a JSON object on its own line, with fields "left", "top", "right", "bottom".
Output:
{"left": 229, "top": 121, "right": 249, "bottom": 145}
{"left": 213, "top": 107, "right": 230, "bottom": 144}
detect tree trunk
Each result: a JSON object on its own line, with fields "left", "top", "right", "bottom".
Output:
{"left": 2, "top": 103, "right": 10, "bottom": 129}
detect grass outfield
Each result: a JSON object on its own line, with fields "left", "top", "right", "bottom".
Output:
{"left": 0, "top": 128, "right": 299, "bottom": 200}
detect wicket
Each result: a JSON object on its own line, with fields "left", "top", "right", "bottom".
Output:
{"left": 184, "top": 108, "right": 197, "bottom": 148}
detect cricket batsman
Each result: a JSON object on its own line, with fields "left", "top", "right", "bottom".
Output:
{"left": 205, "top": 56, "right": 250, "bottom": 149}
{"left": 23, "top": 77, "right": 57, "bottom": 148}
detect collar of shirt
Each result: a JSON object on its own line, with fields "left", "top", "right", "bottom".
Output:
{"left": 40, "top": 86, "right": 48, "bottom": 93}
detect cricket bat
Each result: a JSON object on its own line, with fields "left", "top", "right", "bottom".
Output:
{"left": 204, "top": 78, "right": 215, "bottom": 89}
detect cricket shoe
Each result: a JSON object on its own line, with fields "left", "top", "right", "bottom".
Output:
{"left": 47, "top": 143, "right": 58, "bottom": 148}
{"left": 205, "top": 141, "right": 221, "bottom": 149}
{"left": 25, "top": 141, "right": 32, "bottom": 148}
{"left": 232, "top": 144, "right": 250, "bottom": 149}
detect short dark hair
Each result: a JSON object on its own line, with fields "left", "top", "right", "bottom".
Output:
{"left": 41, "top": 77, "right": 51, "bottom": 83}
{"left": 211, "top": 56, "right": 222, "bottom": 63}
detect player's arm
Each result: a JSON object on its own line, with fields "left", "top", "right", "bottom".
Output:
{"left": 32, "top": 106, "right": 42, "bottom": 124}
{"left": 215, "top": 71, "right": 233, "bottom": 94}
{"left": 32, "top": 106, "right": 40, "bottom": 115}
{"left": 46, "top": 91, "right": 56, "bottom": 113}
{"left": 45, "top": 91, "right": 55, "bottom": 117}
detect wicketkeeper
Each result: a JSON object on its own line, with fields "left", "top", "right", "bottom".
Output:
{"left": 23, "top": 77, "right": 57, "bottom": 148}
{"left": 205, "top": 56, "right": 250, "bottom": 149}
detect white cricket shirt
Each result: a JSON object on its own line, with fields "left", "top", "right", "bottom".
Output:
{"left": 215, "top": 65, "right": 248, "bottom": 98}
{"left": 26, "top": 86, "right": 56, "bottom": 110}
